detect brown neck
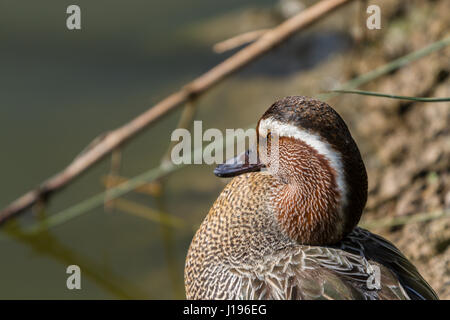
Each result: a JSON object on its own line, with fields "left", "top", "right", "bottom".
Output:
{"left": 270, "top": 137, "right": 345, "bottom": 245}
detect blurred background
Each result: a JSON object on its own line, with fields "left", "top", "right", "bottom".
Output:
{"left": 0, "top": 0, "right": 448, "bottom": 299}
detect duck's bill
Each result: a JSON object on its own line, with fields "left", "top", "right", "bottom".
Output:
{"left": 214, "top": 149, "right": 264, "bottom": 178}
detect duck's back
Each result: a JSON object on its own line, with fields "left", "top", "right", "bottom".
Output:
{"left": 184, "top": 173, "right": 438, "bottom": 300}
{"left": 337, "top": 227, "right": 438, "bottom": 300}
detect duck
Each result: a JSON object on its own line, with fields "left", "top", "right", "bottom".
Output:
{"left": 184, "top": 96, "right": 438, "bottom": 300}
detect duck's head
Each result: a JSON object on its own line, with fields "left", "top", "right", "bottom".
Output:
{"left": 215, "top": 96, "right": 367, "bottom": 245}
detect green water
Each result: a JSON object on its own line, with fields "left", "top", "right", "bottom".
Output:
{"left": 0, "top": 0, "right": 352, "bottom": 299}
{"left": 0, "top": 0, "right": 279, "bottom": 299}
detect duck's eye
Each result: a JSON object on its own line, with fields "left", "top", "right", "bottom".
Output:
{"left": 266, "top": 131, "right": 272, "bottom": 142}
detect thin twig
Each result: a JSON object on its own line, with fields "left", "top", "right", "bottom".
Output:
{"left": 0, "top": 0, "right": 354, "bottom": 224}
{"left": 25, "top": 165, "right": 175, "bottom": 233}
{"left": 331, "top": 89, "right": 450, "bottom": 102}
{"left": 102, "top": 175, "right": 161, "bottom": 197}
{"left": 104, "top": 149, "right": 122, "bottom": 210}
{"left": 24, "top": 35, "right": 450, "bottom": 233}
{"left": 213, "top": 29, "right": 269, "bottom": 53}
{"left": 316, "top": 36, "right": 450, "bottom": 101}
{"left": 160, "top": 100, "right": 198, "bottom": 169}
{"left": 111, "top": 198, "right": 185, "bottom": 229}
{"left": 25, "top": 127, "right": 237, "bottom": 233}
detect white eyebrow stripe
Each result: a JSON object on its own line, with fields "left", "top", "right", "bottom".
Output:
{"left": 259, "top": 118, "right": 348, "bottom": 220}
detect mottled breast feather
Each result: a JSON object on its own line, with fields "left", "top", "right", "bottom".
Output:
{"left": 184, "top": 172, "right": 436, "bottom": 300}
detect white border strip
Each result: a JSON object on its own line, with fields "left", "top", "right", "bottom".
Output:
{"left": 258, "top": 118, "right": 348, "bottom": 212}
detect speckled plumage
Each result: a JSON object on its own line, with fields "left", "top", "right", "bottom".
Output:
{"left": 184, "top": 96, "right": 438, "bottom": 300}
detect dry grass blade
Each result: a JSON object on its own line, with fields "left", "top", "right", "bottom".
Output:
{"left": 331, "top": 89, "right": 450, "bottom": 102}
